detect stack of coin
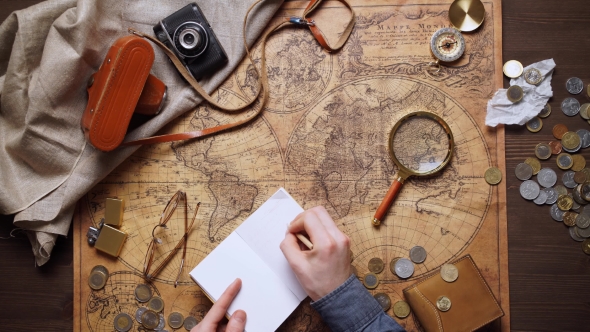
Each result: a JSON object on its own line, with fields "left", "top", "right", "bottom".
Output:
{"left": 88, "top": 265, "right": 109, "bottom": 290}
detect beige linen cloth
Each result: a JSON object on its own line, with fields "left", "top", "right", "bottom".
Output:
{"left": 0, "top": 0, "right": 282, "bottom": 265}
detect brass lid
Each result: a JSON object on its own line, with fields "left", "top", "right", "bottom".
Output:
{"left": 449, "top": 0, "right": 486, "bottom": 32}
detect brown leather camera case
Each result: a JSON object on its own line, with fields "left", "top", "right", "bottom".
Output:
{"left": 403, "top": 255, "right": 504, "bottom": 332}
{"left": 82, "top": 35, "right": 158, "bottom": 152}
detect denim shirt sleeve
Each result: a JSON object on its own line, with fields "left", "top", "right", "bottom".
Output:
{"left": 310, "top": 275, "right": 406, "bottom": 332}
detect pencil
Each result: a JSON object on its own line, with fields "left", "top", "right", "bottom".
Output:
{"left": 296, "top": 233, "right": 313, "bottom": 250}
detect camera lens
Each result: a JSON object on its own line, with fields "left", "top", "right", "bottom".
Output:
{"left": 173, "top": 22, "right": 208, "bottom": 58}
{"left": 179, "top": 29, "right": 200, "bottom": 50}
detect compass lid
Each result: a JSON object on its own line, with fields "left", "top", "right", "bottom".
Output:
{"left": 448, "top": 0, "right": 485, "bottom": 32}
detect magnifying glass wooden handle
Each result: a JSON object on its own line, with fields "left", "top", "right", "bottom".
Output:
{"left": 372, "top": 175, "right": 405, "bottom": 226}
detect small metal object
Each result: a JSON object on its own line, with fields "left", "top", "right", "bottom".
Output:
{"left": 543, "top": 188, "right": 559, "bottom": 205}
{"left": 569, "top": 227, "right": 585, "bottom": 242}
{"left": 157, "top": 313, "right": 166, "bottom": 330}
{"left": 394, "top": 258, "right": 415, "bottom": 278}
{"left": 507, "top": 85, "right": 524, "bottom": 103}
{"left": 526, "top": 117, "right": 542, "bottom": 133}
{"left": 88, "top": 265, "right": 109, "bottom": 290}
{"left": 566, "top": 77, "right": 584, "bottom": 95}
{"left": 576, "top": 129, "right": 590, "bottom": 148}
{"left": 374, "top": 293, "right": 392, "bottom": 311}
{"left": 436, "top": 296, "right": 452, "bottom": 312}
{"left": 94, "top": 224, "right": 127, "bottom": 257}
{"left": 503, "top": 60, "right": 523, "bottom": 78}
{"left": 519, "top": 180, "right": 540, "bottom": 200}
{"left": 448, "top": 0, "right": 485, "bottom": 32}
{"left": 183, "top": 316, "right": 198, "bottom": 331}
{"left": 514, "top": 163, "right": 533, "bottom": 181}
{"left": 168, "top": 312, "right": 185, "bottom": 329}
{"left": 409, "top": 246, "right": 427, "bottom": 264}
{"left": 148, "top": 295, "right": 165, "bottom": 313}
{"left": 368, "top": 257, "right": 385, "bottom": 273}
{"left": 135, "top": 307, "right": 147, "bottom": 324}
{"left": 440, "top": 263, "right": 459, "bottom": 282}
{"left": 105, "top": 198, "right": 125, "bottom": 227}
{"left": 289, "top": 16, "right": 315, "bottom": 26}
{"left": 363, "top": 273, "right": 379, "bottom": 289}
{"left": 576, "top": 213, "right": 590, "bottom": 229}
{"left": 135, "top": 284, "right": 153, "bottom": 303}
{"left": 524, "top": 67, "right": 543, "bottom": 85}
{"left": 561, "top": 97, "right": 580, "bottom": 116}
{"left": 114, "top": 313, "right": 133, "bottom": 332}
{"left": 430, "top": 28, "right": 465, "bottom": 62}
{"left": 537, "top": 168, "right": 557, "bottom": 188}
{"left": 539, "top": 103, "right": 551, "bottom": 118}
{"left": 393, "top": 301, "right": 411, "bottom": 318}
{"left": 556, "top": 153, "right": 574, "bottom": 170}
{"left": 533, "top": 190, "right": 548, "bottom": 205}
{"left": 562, "top": 171, "right": 577, "bottom": 189}
{"left": 86, "top": 226, "right": 100, "bottom": 246}
{"left": 550, "top": 203, "right": 565, "bottom": 222}
{"left": 141, "top": 310, "right": 160, "bottom": 329}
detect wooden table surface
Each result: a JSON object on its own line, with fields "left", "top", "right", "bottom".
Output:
{"left": 2, "top": 0, "right": 590, "bottom": 331}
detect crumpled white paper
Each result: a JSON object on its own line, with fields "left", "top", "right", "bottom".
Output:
{"left": 486, "top": 59, "right": 556, "bottom": 127}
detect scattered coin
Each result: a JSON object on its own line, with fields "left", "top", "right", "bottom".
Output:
{"left": 562, "top": 132, "right": 582, "bottom": 150}
{"left": 535, "top": 143, "right": 552, "bottom": 160}
{"left": 135, "top": 307, "right": 147, "bottom": 324}
{"left": 389, "top": 257, "right": 401, "bottom": 275}
{"left": 524, "top": 157, "right": 541, "bottom": 174}
{"left": 570, "top": 193, "right": 581, "bottom": 211}
{"left": 563, "top": 212, "right": 578, "bottom": 227}
{"left": 114, "top": 313, "right": 133, "bottom": 332}
{"left": 515, "top": 163, "right": 533, "bottom": 180}
{"left": 576, "top": 213, "right": 590, "bottom": 229}
{"left": 394, "top": 258, "right": 415, "bottom": 279}
{"left": 563, "top": 141, "right": 582, "bottom": 153}
{"left": 581, "top": 182, "right": 590, "bottom": 201}
{"left": 141, "top": 310, "right": 160, "bottom": 330}
{"left": 576, "top": 129, "right": 590, "bottom": 148}
{"left": 572, "top": 155, "right": 586, "bottom": 172}
{"left": 374, "top": 293, "right": 392, "bottom": 311}
{"left": 537, "top": 168, "right": 557, "bottom": 188}
{"left": 557, "top": 195, "right": 574, "bottom": 211}
{"left": 566, "top": 77, "right": 584, "bottom": 95}
{"left": 548, "top": 141, "right": 562, "bottom": 155}
{"left": 580, "top": 104, "right": 590, "bottom": 120}
{"left": 569, "top": 227, "right": 585, "bottom": 242}
{"left": 574, "top": 171, "right": 587, "bottom": 184}
{"left": 524, "top": 67, "right": 543, "bottom": 85}
{"left": 393, "top": 300, "right": 411, "bottom": 318}
{"left": 440, "top": 263, "right": 459, "bottom": 282}
{"left": 550, "top": 203, "right": 565, "bottom": 221}
{"left": 572, "top": 186, "right": 587, "bottom": 206}
{"left": 539, "top": 103, "right": 552, "bottom": 118}
{"left": 183, "top": 316, "right": 198, "bottom": 331}
{"left": 578, "top": 226, "right": 590, "bottom": 238}
{"left": 157, "top": 313, "right": 166, "bottom": 330}
{"left": 503, "top": 60, "right": 523, "bottom": 78}
{"left": 543, "top": 188, "right": 559, "bottom": 205}
{"left": 168, "top": 312, "right": 184, "bottom": 329}
{"left": 88, "top": 266, "right": 108, "bottom": 290}
{"left": 485, "top": 167, "right": 502, "bottom": 185}
{"left": 148, "top": 296, "right": 164, "bottom": 313}
{"left": 556, "top": 153, "right": 574, "bottom": 170}
{"left": 520, "top": 180, "right": 540, "bottom": 200}
{"left": 555, "top": 184, "right": 568, "bottom": 196}
{"left": 552, "top": 124, "right": 569, "bottom": 139}
{"left": 533, "top": 190, "right": 548, "bottom": 205}
{"left": 582, "top": 239, "right": 590, "bottom": 255}
{"left": 363, "top": 273, "right": 379, "bottom": 289}
{"left": 368, "top": 257, "right": 385, "bottom": 273}
{"left": 526, "top": 117, "right": 543, "bottom": 132}
{"left": 135, "top": 284, "right": 152, "bottom": 303}
{"left": 409, "top": 246, "right": 427, "bottom": 264}
{"left": 507, "top": 85, "right": 524, "bottom": 103}
{"left": 561, "top": 97, "right": 580, "bottom": 116}
{"left": 563, "top": 171, "right": 577, "bottom": 189}
{"left": 436, "top": 296, "right": 452, "bottom": 312}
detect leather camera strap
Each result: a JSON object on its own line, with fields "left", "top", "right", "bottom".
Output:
{"left": 123, "top": 0, "right": 355, "bottom": 146}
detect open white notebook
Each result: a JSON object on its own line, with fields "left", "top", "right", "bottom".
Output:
{"left": 189, "top": 188, "right": 307, "bottom": 331}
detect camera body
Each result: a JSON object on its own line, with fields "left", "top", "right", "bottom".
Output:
{"left": 154, "top": 3, "right": 228, "bottom": 81}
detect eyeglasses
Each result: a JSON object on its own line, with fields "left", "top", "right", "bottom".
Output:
{"left": 143, "top": 190, "right": 200, "bottom": 287}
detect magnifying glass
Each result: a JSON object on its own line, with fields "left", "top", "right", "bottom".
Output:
{"left": 372, "top": 112, "right": 454, "bottom": 226}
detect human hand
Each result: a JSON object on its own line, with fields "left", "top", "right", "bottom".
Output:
{"left": 191, "top": 278, "right": 246, "bottom": 332}
{"left": 280, "top": 206, "right": 351, "bottom": 301}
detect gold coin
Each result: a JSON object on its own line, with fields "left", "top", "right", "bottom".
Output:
{"left": 484, "top": 167, "right": 502, "bottom": 185}
{"left": 436, "top": 296, "right": 452, "bottom": 312}
{"left": 574, "top": 171, "right": 588, "bottom": 184}
{"left": 556, "top": 153, "right": 574, "bottom": 170}
{"left": 535, "top": 143, "right": 552, "bottom": 160}
{"left": 563, "top": 211, "right": 578, "bottom": 227}
{"left": 572, "top": 155, "right": 586, "bottom": 172}
{"left": 363, "top": 273, "right": 379, "bottom": 289}
{"left": 135, "top": 284, "right": 152, "bottom": 303}
{"left": 147, "top": 296, "right": 164, "bottom": 313}
{"left": 555, "top": 185, "right": 568, "bottom": 196}
{"left": 374, "top": 293, "right": 392, "bottom": 311}
{"left": 524, "top": 67, "right": 543, "bottom": 85}
{"left": 581, "top": 168, "right": 590, "bottom": 180}
{"left": 88, "top": 269, "right": 108, "bottom": 290}
{"left": 114, "top": 313, "right": 133, "bottom": 332}
{"left": 552, "top": 124, "right": 569, "bottom": 140}
{"left": 557, "top": 195, "right": 574, "bottom": 211}
{"left": 582, "top": 239, "right": 590, "bottom": 255}
{"left": 539, "top": 103, "right": 551, "bottom": 118}
{"left": 168, "top": 312, "right": 185, "bottom": 329}
{"left": 507, "top": 85, "right": 524, "bottom": 103}
{"left": 561, "top": 131, "right": 581, "bottom": 150}
{"left": 503, "top": 60, "right": 523, "bottom": 78}
{"left": 368, "top": 257, "right": 385, "bottom": 274}
{"left": 524, "top": 157, "right": 541, "bottom": 175}
{"left": 389, "top": 257, "right": 401, "bottom": 275}
{"left": 393, "top": 300, "right": 411, "bottom": 318}
{"left": 440, "top": 263, "right": 459, "bottom": 282}
{"left": 526, "top": 117, "right": 542, "bottom": 133}
{"left": 141, "top": 310, "right": 159, "bottom": 330}
{"left": 580, "top": 103, "right": 590, "bottom": 120}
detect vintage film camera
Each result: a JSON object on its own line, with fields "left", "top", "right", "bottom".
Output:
{"left": 153, "top": 3, "right": 228, "bottom": 80}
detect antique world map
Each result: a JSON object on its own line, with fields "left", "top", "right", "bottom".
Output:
{"left": 75, "top": 1, "right": 508, "bottom": 331}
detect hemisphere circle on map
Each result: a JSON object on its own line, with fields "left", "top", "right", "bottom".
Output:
{"left": 86, "top": 271, "right": 160, "bottom": 332}
{"left": 86, "top": 88, "right": 284, "bottom": 285}
{"left": 284, "top": 75, "right": 491, "bottom": 282}
{"left": 235, "top": 27, "right": 332, "bottom": 114}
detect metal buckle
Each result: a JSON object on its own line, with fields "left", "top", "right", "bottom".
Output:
{"left": 289, "top": 16, "right": 315, "bottom": 26}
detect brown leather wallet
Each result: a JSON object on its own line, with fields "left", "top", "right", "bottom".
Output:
{"left": 403, "top": 255, "right": 504, "bottom": 332}
{"left": 81, "top": 35, "right": 166, "bottom": 152}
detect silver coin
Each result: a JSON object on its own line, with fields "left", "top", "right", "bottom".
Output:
{"left": 570, "top": 227, "right": 585, "bottom": 242}
{"left": 550, "top": 203, "right": 565, "bottom": 221}
{"left": 520, "top": 180, "right": 540, "bottom": 200}
{"left": 394, "top": 258, "right": 415, "bottom": 279}
{"left": 577, "top": 225, "right": 590, "bottom": 238}
{"left": 527, "top": 117, "right": 542, "bottom": 131}
{"left": 562, "top": 140, "right": 582, "bottom": 153}
{"left": 566, "top": 77, "right": 584, "bottom": 95}
{"left": 572, "top": 187, "right": 587, "bottom": 205}
{"left": 576, "top": 213, "right": 590, "bottom": 228}
{"left": 572, "top": 198, "right": 582, "bottom": 211}
{"left": 533, "top": 190, "right": 548, "bottom": 205}
{"left": 157, "top": 313, "right": 165, "bottom": 330}
{"left": 563, "top": 171, "right": 577, "bottom": 189}
{"left": 135, "top": 307, "right": 147, "bottom": 324}
{"left": 539, "top": 103, "right": 551, "bottom": 118}
{"left": 183, "top": 316, "right": 198, "bottom": 331}
{"left": 515, "top": 163, "right": 533, "bottom": 181}
{"left": 537, "top": 168, "right": 557, "bottom": 188}
{"left": 543, "top": 187, "right": 559, "bottom": 205}
{"left": 583, "top": 205, "right": 590, "bottom": 216}
{"left": 576, "top": 129, "right": 590, "bottom": 148}
{"left": 561, "top": 97, "right": 580, "bottom": 116}
{"left": 409, "top": 246, "right": 427, "bottom": 263}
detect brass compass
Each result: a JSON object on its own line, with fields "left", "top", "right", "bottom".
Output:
{"left": 428, "top": 27, "right": 465, "bottom": 72}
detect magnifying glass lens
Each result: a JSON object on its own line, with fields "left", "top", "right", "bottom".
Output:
{"left": 392, "top": 116, "right": 451, "bottom": 173}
